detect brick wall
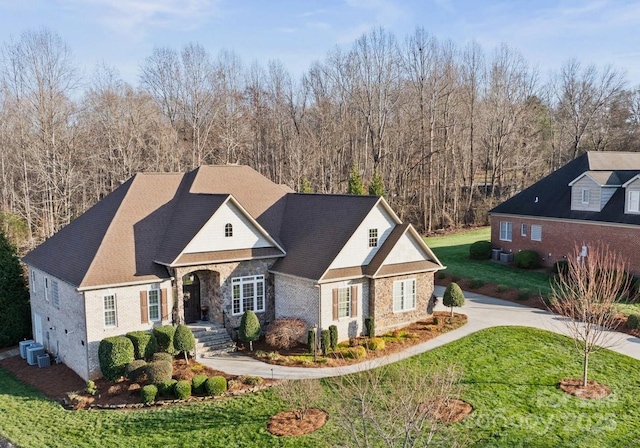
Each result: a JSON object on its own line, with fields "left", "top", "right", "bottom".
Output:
{"left": 274, "top": 274, "right": 318, "bottom": 327}
{"left": 490, "top": 214, "right": 640, "bottom": 272}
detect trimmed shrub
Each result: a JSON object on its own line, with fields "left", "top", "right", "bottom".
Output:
{"left": 443, "top": 282, "right": 465, "bottom": 318}
{"left": 469, "top": 278, "right": 485, "bottom": 289}
{"left": 125, "top": 331, "right": 157, "bottom": 361}
{"left": 125, "top": 359, "right": 147, "bottom": 382}
{"left": 517, "top": 289, "right": 531, "bottom": 301}
{"left": 342, "top": 346, "right": 367, "bottom": 359}
{"left": 367, "top": 337, "right": 386, "bottom": 351}
{"left": 141, "top": 384, "right": 158, "bottom": 404}
{"left": 437, "top": 271, "right": 447, "bottom": 280}
{"left": 450, "top": 275, "right": 461, "bottom": 282}
{"left": 307, "top": 329, "right": 316, "bottom": 354}
{"left": 192, "top": 374, "right": 208, "bottom": 394}
{"left": 469, "top": 240, "right": 492, "bottom": 260}
{"left": 175, "top": 380, "right": 191, "bottom": 399}
{"left": 146, "top": 360, "right": 173, "bottom": 385}
{"left": 152, "top": 352, "right": 173, "bottom": 362}
{"left": 364, "top": 316, "right": 375, "bottom": 337}
{"left": 552, "top": 260, "right": 569, "bottom": 276}
{"left": 205, "top": 376, "right": 227, "bottom": 396}
{"left": 329, "top": 325, "right": 338, "bottom": 350}
{"left": 153, "top": 325, "right": 177, "bottom": 354}
{"left": 159, "top": 379, "right": 177, "bottom": 397}
{"left": 320, "top": 329, "right": 330, "bottom": 356}
{"left": 496, "top": 284, "right": 509, "bottom": 293}
{"left": 239, "top": 375, "right": 263, "bottom": 386}
{"left": 98, "top": 336, "right": 135, "bottom": 381}
{"left": 627, "top": 314, "right": 640, "bottom": 329}
{"left": 173, "top": 324, "right": 195, "bottom": 361}
{"left": 514, "top": 250, "right": 541, "bottom": 269}
{"left": 86, "top": 380, "right": 98, "bottom": 396}
{"left": 239, "top": 310, "right": 261, "bottom": 351}
{"left": 265, "top": 318, "right": 307, "bottom": 350}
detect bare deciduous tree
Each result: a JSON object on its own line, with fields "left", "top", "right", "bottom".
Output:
{"left": 273, "top": 379, "right": 323, "bottom": 421}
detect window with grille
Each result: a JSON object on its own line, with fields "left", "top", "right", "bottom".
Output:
{"left": 369, "top": 228, "right": 378, "bottom": 247}
{"left": 232, "top": 275, "right": 265, "bottom": 315}
{"left": 393, "top": 279, "right": 416, "bottom": 312}
{"left": 225, "top": 223, "right": 233, "bottom": 237}
{"left": 104, "top": 295, "right": 117, "bottom": 327}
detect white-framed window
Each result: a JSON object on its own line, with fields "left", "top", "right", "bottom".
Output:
{"left": 369, "top": 228, "right": 378, "bottom": 247}
{"left": 521, "top": 223, "right": 527, "bottom": 237}
{"left": 338, "top": 287, "right": 351, "bottom": 318}
{"left": 30, "top": 270, "right": 36, "bottom": 288}
{"left": 52, "top": 280, "right": 59, "bottom": 309}
{"left": 531, "top": 224, "right": 542, "bottom": 242}
{"left": 148, "top": 289, "right": 160, "bottom": 322}
{"left": 499, "top": 221, "right": 512, "bottom": 242}
{"left": 224, "top": 223, "right": 233, "bottom": 237}
{"left": 232, "top": 275, "right": 265, "bottom": 315}
{"left": 393, "top": 279, "right": 416, "bottom": 312}
{"left": 45, "top": 277, "right": 49, "bottom": 302}
{"left": 104, "top": 294, "right": 117, "bottom": 328}
{"left": 581, "top": 188, "right": 590, "bottom": 204}
{"left": 628, "top": 190, "right": 640, "bottom": 213}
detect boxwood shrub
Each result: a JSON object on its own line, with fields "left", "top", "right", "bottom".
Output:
{"left": 205, "top": 376, "right": 227, "bottom": 396}
{"left": 153, "top": 325, "right": 177, "bottom": 354}
{"left": 146, "top": 360, "right": 173, "bottom": 385}
{"left": 514, "top": 250, "right": 541, "bottom": 269}
{"left": 98, "top": 336, "right": 134, "bottom": 381}
{"left": 159, "top": 379, "right": 177, "bottom": 397}
{"left": 469, "top": 278, "right": 485, "bottom": 289}
{"left": 367, "top": 337, "right": 386, "bottom": 351}
{"left": 627, "top": 314, "right": 640, "bottom": 329}
{"left": 124, "top": 359, "right": 147, "bottom": 382}
{"left": 469, "top": 240, "right": 492, "bottom": 260}
{"left": 141, "top": 384, "right": 158, "bottom": 404}
{"left": 126, "top": 331, "right": 157, "bottom": 360}
{"left": 342, "top": 346, "right": 367, "bottom": 359}
{"left": 152, "top": 352, "right": 173, "bottom": 362}
{"left": 175, "top": 380, "right": 192, "bottom": 399}
{"left": 192, "top": 374, "right": 208, "bottom": 394}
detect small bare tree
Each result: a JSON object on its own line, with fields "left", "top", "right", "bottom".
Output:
{"left": 551, "top": 243, "right": 630, "bottom": 387}
{"left": 326, "top": 363, "right": 466, "bottom": 447}
{"left": 274, "top": 379, "right": 323, "bottom": 421}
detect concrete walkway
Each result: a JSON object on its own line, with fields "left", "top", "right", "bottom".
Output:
{"left": 0, "top": 348, "right": 19, "bottom": 361}
{"left": 199, "top": 286, "right": 640, "bottom": 379}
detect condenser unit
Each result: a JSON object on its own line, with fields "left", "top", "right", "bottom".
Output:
{"left": 26, "top": 344, "right": 44, "bottom": 365}
{"left": 19, "top": 340, "right": 35, "bottom": 359}
{"left": 37, "top": 353, "right": 51, "bottom": 368}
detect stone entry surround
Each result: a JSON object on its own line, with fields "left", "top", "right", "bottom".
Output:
{"left": 172, "top": 258, "right": 277, "bottom": 333}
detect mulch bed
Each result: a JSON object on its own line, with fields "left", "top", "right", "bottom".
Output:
{"left": 558, "top": 378, "right": 611, "bottom": 399}
{"left": 267, "top": 408, "right": 328, "bottom": 436}
{"left": 425, "top": 398, "right": 474, "bottom": 423}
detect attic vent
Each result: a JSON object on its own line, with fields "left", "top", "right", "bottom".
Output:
{"left": 535, "top": 196, "right": 539, "bottom": 203}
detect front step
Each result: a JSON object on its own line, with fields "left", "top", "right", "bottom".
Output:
{"left": 187, "top": 321, "right": 236, "bottom": 358}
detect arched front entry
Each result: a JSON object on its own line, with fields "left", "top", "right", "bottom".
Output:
{"left": 182, "top": 273, "right": 201, "bottom": 324}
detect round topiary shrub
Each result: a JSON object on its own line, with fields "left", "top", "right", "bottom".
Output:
{"left": 153, "top": 325, "right": 177, "bottom": 354}
{"left": 125, "top": 359, "right": 147, "bottom": 382}
{"left": 239, "top": 310, "right": 261, "bottom": 351}
{"left": 141, "top": 384, "right": 158, "bottom": 404}
{"left": 159, "top": 379, "right": 177, "bottom": 397}
{"left": 367, "top": 337, "right": 386, "bottom": 351}
{"left": 514, "top": 250, "right": 541, "bottom": 269}
{"left": 469, "top": 278, "right": 485, "bottom": 289}
{"left": 192, "top": 374, "right": 208, "bottom": 394}
{"left": 126, "top": 331, "right": 157, "bottom": 360}
{"left": 443, "top": 282, "right": 465, "bottom": 318}
{"left": 239, "top": 375, "right": 263, "bottom": 386}
{"left": 469, "top": 240, "right": 492, "bottom": 260}
{"left": 146, "top": 360, "right": 173, "bottom": 385}
{"left": 173, "top": 324, "right": 195, "bottom": 361}
{"left": 265, "top": 318, "right": 307, "bottom": 350}
{"left": 496, "top": 284, "right": 509, "bottom": 293}
{"left": 152, "top": 352, "right": 173, "bottom": 362}
{"left": 175, "top": 380, "right": 191, "bottom": 399}
{"left": 205, "top": 376, "right": 227, "bottom": 396}
{"left": 517, "top": 289, "right": 531, "bottom": 301}
{"left": 98, "top": 336, "right": 135, "bottom": 381}
{"left": 627, "top": 314, "right": 640, "bottom": 329}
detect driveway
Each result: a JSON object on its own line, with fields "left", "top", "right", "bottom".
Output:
{"left": 199, "top": 286, "right": 640, "bottom": 379}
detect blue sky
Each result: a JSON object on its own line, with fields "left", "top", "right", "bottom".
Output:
{"left": 1, "top": 0, "right": 639, "bottom": 86}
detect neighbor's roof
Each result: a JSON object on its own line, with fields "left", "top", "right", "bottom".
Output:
{"left": 490, "top": 151, "right": 640, "bottom": 225}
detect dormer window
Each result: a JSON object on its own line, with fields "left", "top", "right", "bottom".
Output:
{"left": 628, "top": 190, "right": 640, "bottom": 213}
{"left": 368, "top": 228, "right": 378, "bottom": 247}
{"left": 224, "top": 223, "right": 233, "bottom": 237}
{"left": 581, "top": 189, "right": 590, "bottom": 204}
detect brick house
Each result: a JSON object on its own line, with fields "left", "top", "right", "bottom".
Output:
{"left": 22, "top": 165, "right": 443, "bottom": 380}
{"left": 489, "top": 151, "right": 640, "bottom": 272}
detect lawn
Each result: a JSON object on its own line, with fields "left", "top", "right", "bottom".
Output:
{"left": 2, "top": 327, "right": 640, "bottom": 447}
{"left": 426, "top": 227, "right": 553, "bottom": 297}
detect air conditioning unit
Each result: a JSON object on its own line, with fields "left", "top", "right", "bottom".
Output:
{"left": 26, "top": 344, "right": 44, "bottom": 365}
{"left": 19, "top": 340, "right": 35, "bottom": 359}
{"left": 37, "top": 353, "right": 51, "bottom": 368}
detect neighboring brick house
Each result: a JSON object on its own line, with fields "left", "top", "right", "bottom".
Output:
{"left": 489, "top": 151, "right": 640, "bottom": 272}
{"left": 22, "top": 165, "right": 443, "bottom": 380}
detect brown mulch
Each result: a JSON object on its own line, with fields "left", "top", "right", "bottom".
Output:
{"left": 558, "top": 378, "right": 611, "bottom": 399}
{"left": 425, "top": 398, "right": 474, "bottom": 423}
{"left": 267, "top": 408, "right": 328, "bottom": 436}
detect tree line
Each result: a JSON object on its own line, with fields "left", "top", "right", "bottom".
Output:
{"left": 1, "top": 27, "right": 637, "bottom": 251}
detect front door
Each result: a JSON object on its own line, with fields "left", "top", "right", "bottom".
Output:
{"left": 182, "top": 274, "right": 201, "bottom": 324}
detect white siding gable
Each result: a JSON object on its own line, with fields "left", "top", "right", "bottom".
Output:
{"left": 329, "top": 203, "right": 397, "bottom": 269}
{"left": 183, "top": 201, "right": 272, "bottom": 254}
{"left": 571, "top": 176, "right": 601, "bottom": 212}
{"left": 384, "top": 232, "right": 429, "bottom": 265}
{"left": 625, "top": 178, "right": 640, "bottom": 214}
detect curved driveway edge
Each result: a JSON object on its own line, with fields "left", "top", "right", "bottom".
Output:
{"left": 198, "top": 286, "right": 640, "bottom": 379}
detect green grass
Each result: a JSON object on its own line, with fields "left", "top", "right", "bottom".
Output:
{"left": 2, "top": 327, "right": 640, "bottom": 447}
{"left": 426, "top": 227, "right": 552, "bottom": 297}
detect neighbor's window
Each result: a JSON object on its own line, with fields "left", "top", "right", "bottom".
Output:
{"left": 338, "top": 287, "right": 351, "bottom": 318}
{"left": 232, "top": 275, "right": 265, "bottom": 315}
{"left": 369, "top": 228, "right": 378, "bottom": 247}
{"left": 499, "top": 221, "right": 512, "bottom": 242}
{"left": 148, "top": 289, "right": 160, "bottom": 321}
{"left": 104, "top": 295, "right": 117, "bottom": 327}
{"left": 225, "top": 223, "right": 233, "bottom": 237}
{"left": 521, "top": 223, "right": 527, "bottom": 237}
{"left": 52, "top": 280, "right": 59, "bottom": 309}
{"left": 30, "top": 270, "right": 36, "bottom": 288}
{"left": 393, "top": 279, "right": 416, "bottom": 312}
{"left": 628, "top": 190, "right": 640, "bottom": 213}
{"left": 531, "top": 224, "right": 542, "bottom": 242}
{"left": 581, "top": 188, "right": 590, "bottom": 204}
{"left": 45, "top": 277, "right": 49, "bottom": 301}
